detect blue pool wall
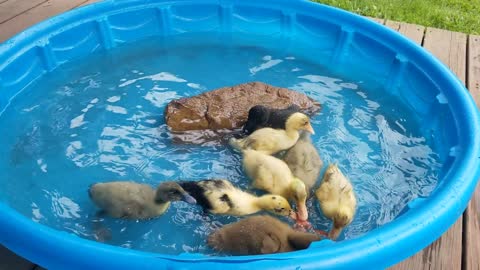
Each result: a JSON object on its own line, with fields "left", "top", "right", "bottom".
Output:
{"left": 0, "top": 0, "right": 479, "bottom": 269}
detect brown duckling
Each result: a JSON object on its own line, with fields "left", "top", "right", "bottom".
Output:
{"left": 88, "top": 181, "right": 197, "bottom": 219}
{"left": 242, "top": 104, "right": 301, "bottom": 135}
{"left": 282, "top": 131, "right": 323, "bottom": 195}
{"left": 207, "top": 215, "right": 321, "bottom": 255}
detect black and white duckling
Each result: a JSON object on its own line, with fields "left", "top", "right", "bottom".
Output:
{"left": 177, "top": 179, "right": 293, "bottom": 217}
{"left": 88, "top": 181, "right": 197, "bottom": 219}
{"left": 230, "top": 112, "right": 314, "bottom": 155}
{"left": 240, "top": 149, "right": 309, "bottom": 222}
{"left": 242, "top": 104, "right": 300, "bottom": 135}
{"left": 315, "top": 164, "right": 357, "bottom": 240}
{"left": 207, "top": 215, "right": 321, "bottom": 255}
{"left": 282, "top": 131, "right": 323, "bottom": 195}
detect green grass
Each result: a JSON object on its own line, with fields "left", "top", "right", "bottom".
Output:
{"left": 313, "top": 0, "right": 480, "bottom": 34}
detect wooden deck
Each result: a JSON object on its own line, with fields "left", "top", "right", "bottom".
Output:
{"left": 0, "top": 1, "right": 479, "bottom": 270}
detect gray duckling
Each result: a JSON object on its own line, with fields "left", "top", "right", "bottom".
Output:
{"left": 282, "top": 131, "right": 323, "bottom": 196}
{"left": 88, "top": 181, "right": 197, "bottom": 219}
{"left": 207, "top": 215, "right": 321, "bottom": 255}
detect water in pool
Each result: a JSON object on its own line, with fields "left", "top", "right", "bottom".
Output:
{"left": 0, "top": 35, "right": 442, "bottom": 255}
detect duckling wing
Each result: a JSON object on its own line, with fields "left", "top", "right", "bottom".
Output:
{"left": 252, "top": 164, "right": 277, "bottom": 192}
{"left": 245, "top": 130, "right": 284, "bottom": 153}
{"left": 121, "top": 201, "right": 146, "bottom": 218}
{"left": 260, "top": 233, "right": 282, "bottom": 254}
{"left": 207, "top": 192, "right": 234, "bottom": 214}
{"left": 196, "top": 180, "right": 235, "bottom": 214}
{"left": 315, "top": 180, "right": 336, "bottom": 204}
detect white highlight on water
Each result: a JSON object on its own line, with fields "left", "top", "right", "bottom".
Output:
{"left": 118, "top": 72, "right": 187, "bottom": 87}
{"left": 249, "top": 55, "right": 283, "bottom": 75}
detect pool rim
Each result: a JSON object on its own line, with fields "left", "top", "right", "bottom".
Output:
{"left": 0, "top": 0, "right": 479, "bottom": 269}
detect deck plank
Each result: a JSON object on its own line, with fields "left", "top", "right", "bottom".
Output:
{"left": 423, "top": 27, "right": 467, "bottom": 84}
{"left": 385, "top": 20, "right": 425, "bottom": 46}
{"left": 366, "top": 16, "right": 384, "bottom": 24}
{"left": 0, "top": 245, "right": 35, "bottom": 270}
{"left": 468, "top": 35, "right": 480, "bottom": 108}
{"left": 0, "top": 0, "right": 89, "bottom": 42}
{"left": 398, "top": 22, "right": 425, "bottom": 45}
{"left": 0, "top": 0, "right": 48, "bottom": 24}
{"left": 464, "top": 34, "right": 480, "bottom": 270}
{"left": 389, "top": 26, "right": 467, "bottom": 270}
{"left": 385, "top": 20, "right": 401, "bottom": 31}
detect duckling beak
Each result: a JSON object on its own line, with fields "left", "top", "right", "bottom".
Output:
{"left": 181, "top": 193, "right": 197, "bottom": 204}
{"left": 305, "top": 123, "right": 315, "bottom": 134}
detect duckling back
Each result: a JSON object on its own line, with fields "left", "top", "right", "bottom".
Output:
{"left": 207, "top": 215, "right": 320, "bottom": 255}
{"left": 89, "top": 181, "right": 160, "bottom": 219}
{"left": 315, "top": 164, "right": 357, "bottom": 238}
{"left": 178, "top": 179, "right": 256, "bottom": 215}
{"left": 242, "top": 149, "right": 293, "bottom": 197}
{"left": 243, "top": 105, "right": 300, "bottom": 135}
{"left": 283, "top": 132, "right": 323, "bottom": 193}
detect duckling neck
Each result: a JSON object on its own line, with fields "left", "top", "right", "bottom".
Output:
{"left": 285, "top": 128, "right": 300, "bottom": 141}
{"left": 235, "top": 193, "right": 263, "bottom": 215}
{"left": 254, "top": 195, "right": 277, "bottom": 212}
{"left": 153, "top": 201, "right": 171, "bottom": 215}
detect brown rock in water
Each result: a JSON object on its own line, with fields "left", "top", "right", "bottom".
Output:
{"left": 165, "top": 82, "right": 321, "bottom": 132}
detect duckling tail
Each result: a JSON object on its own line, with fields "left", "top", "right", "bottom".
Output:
{"left": 88, "top": 184, "right": 95, "bottom": 198}
{"left": 228, "top": 137, "right": 244, "bottom": 152}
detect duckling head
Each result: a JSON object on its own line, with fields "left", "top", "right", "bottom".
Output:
{"left": 155, "top": 182, "right": 197, "bottom": 204}
{"left": 285, "top": 113, "right": 314, "bottom": 134}
{"left": 329, "top": 205, "right": 355, "bottom": 240}
{"left": 243, "top": 105, "right": 269, "bottom": 134}
{"left": 256, "top": 194, "right": 293, "bottom": 216}
{"left": 291, "top": 178, "right": 308, "bottom": 221}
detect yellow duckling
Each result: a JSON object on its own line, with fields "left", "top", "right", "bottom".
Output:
{"left": 241, "top": 149, "right": 309, "bottom": 221}
{"left": 229, "top": 112, "right": 314, "bottom": 155}
{"left": 177, "top": 179, "right": 293, "bottom": 217}
{"left": 88, "top": 181, "right": 197, "bottom": 219}
{"left": 315, "top": 163, "right": 357, "bottom": 240}
{"left": 282, "top": 131, "right": 323, "bottom": 195}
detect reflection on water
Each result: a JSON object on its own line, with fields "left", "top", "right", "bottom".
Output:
{"left": 0, "top": 37, "right": 441, "bottom": 255}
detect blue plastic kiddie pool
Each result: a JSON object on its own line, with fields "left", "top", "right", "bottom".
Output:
{"left": 0, "top": 0, "right": 479, "bottom": 269}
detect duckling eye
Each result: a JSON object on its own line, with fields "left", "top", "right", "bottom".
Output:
{"left": 303, "top": 121, "right": 308, "bottom": 126}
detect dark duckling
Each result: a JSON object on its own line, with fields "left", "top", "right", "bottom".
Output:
{"left": 282, "top": 131, "right": 323, "bottom": 196}
{"left": 177, "top": 179, "right": 293, "bottom": 217}
{"left": 207, "top": 215, "right": 321, "bottom": 255}
{"left": 243, "top": 104, "right": 300, "bottom": 135}
{"left": 88, "top": 181, "right": 197, "bottom": 219}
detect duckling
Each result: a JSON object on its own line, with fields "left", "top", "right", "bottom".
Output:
{"left": 241, "top": 149, "right": 309, "bottom": 221}
{"left": 178, "top": 179, "right": 293, "bottom": 217}
{"left": 242, "top": 104, "right": 300, "bottom": 135}
{"left": 282, "top": 131, "right": 323, "bottom": 195}
{"left": 230, "top": 112, "right": 314, "bottom": 155}
{"left": 88, "top": 181, "right": 197, "bottom": 219}
{"left": 207, "top": 215, "right": 321, "bottom": 255}
{"left": 315, "top": 163, "right": 357, "bottom": 240}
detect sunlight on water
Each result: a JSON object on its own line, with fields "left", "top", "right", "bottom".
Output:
{"left": 0, "top": 35, "right": 442, "bottom": 255}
